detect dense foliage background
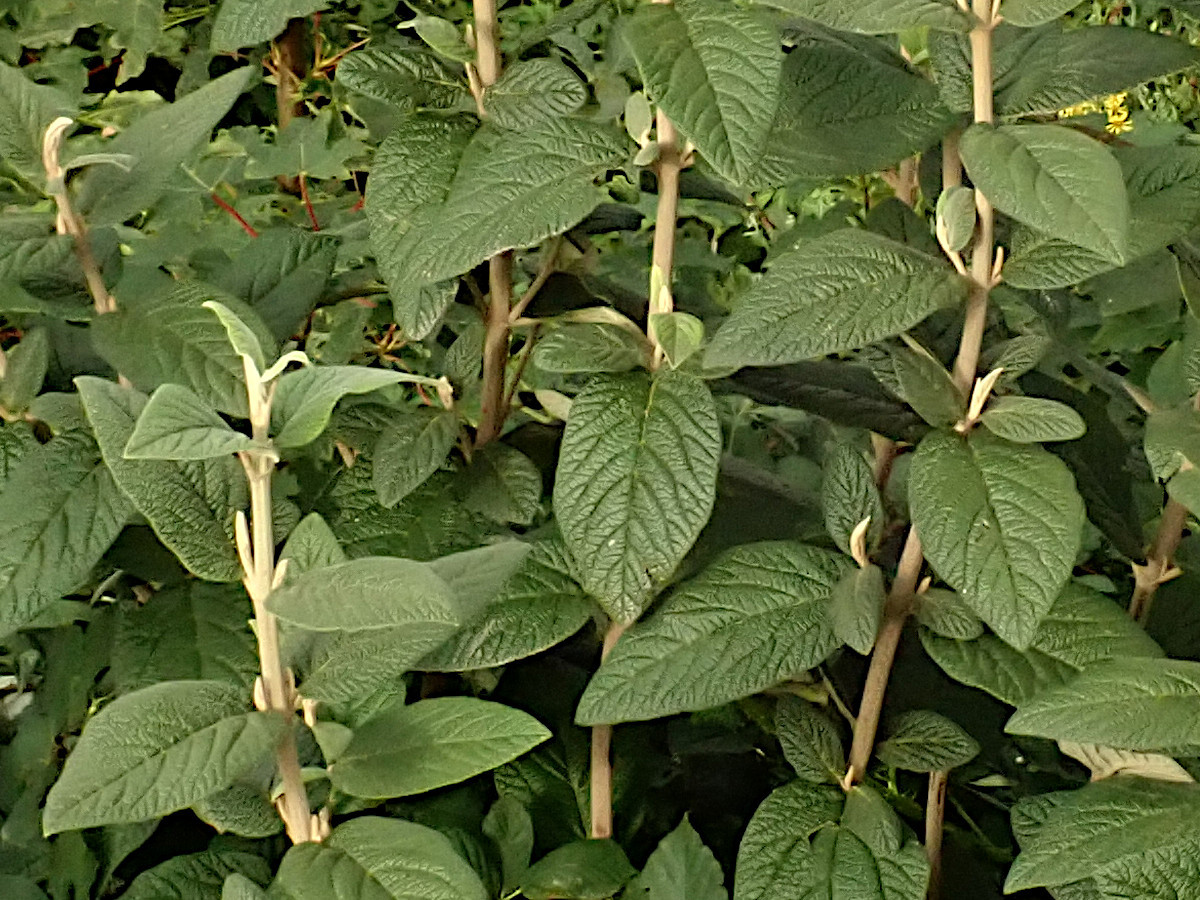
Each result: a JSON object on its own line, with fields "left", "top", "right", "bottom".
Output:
{"left": 4, "top": 0, "right": 1200, "bottom": 898}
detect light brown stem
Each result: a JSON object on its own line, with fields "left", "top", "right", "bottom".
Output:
{"left": 1130, "top": 498, "right": 1188, "bottom": 624}
{"left": 925, "top": 770, "right": 949, "bottom": 900}
{"left": 509, "top": 236, "right": 563, "bottom": 324}
{"left": 649, "top": 112, "right": 683, "bottom": 367}
{"left": 942, "top": 130, "right": 963, "bottom": 191}
{"left": 589, "top": 621, "right": 628, "bottom": 839}
{"left": 476, "top": 253, "right": 513, "bottom": 447}
{"left": 472, "top": 0, "right": 501, "bottom": 88}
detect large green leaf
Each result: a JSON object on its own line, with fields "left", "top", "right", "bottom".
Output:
{"left": 920, "top": 582, "right": 1162, "bottom": 706}
{"left": 372, "top": 409, "right": 459, "bottom": 508}
{"left": 267, "top": 556, "right": 457, "bottom": 633}
{"left": 43, "top": 680, "right": 281, "bottom": 833}
{"left": 519, "top": 841, "right": 637, "bottom": 900}
{"left": 337, "top": 44, "right": 470, "bottom": 114}
{"left": 112, "top": 582, "right": 257, "bottom": 692}
{"left": 76, "top": 68, "right": 252, "bottom": 224}
{"left": 463, "top": 444, "right": 542, "bottom": 526}
{"left": 733, "top": 781, "right": 928, "bottom": 900}
{"left": 271, "top": 366, "right": 416, "bottom": 448}
{"left": 124, "top": 384, "right": 255, "bottom": 460}
{"left": 1007, "top": 658, "right": 1200, "bottom": 752}
{"left": 420, "top": 538, "right": 594, "bottom": 671}
{"left": 629, "top": 817, "right": 727, "bottom": 900}
{"left": 750, "top": 0, "right": 969, "bottom": 33}
{"left": 753, "top": 27, "right": 958, "bottom": 183}
{"left": 554, "top": 370, "right": 721, "bottom": 623}
{"left": 705, "top": 230, "right": 966, "bottom": 369}
{"left": 999, "top": 0, "right": 1082, "bottom": 27}
{"left": 330, "top": 697, "right": 550, "bottom": 799}
{"left": 122, "top": 850, "right": 269, "bottom": 900}
{"left": 0, "top": 433, "right": 133, "bottom": 634}
{"left": 909, "top": 429, "right": 1084, "bottom": 649}
{"left": 372, "top": 118, "right": 627, "bottom": 288}
{"left": 533, "top": 323, "right": 648, "bottom": 375}
{"left": 623, "top": 0, "right": 781, "bottom": 184}
{"left": 576, "top": 542, "right": 850, "bottom": 725}
{"left": 211, "top": 0, "right": 328, "bottom": 50}
{"left": 959, "top": 123, "right": 1129, "bottom": 263}
{"left": 1005, "top": 778, "right": 1200, "bottom": 893}
{"left": 271, "top": 817, "right": 488, "bottom": 900}
{"left": 485, "top": 58, "right": 588, "bottom": 131}
{"left": 876, "top": 710, "right": 979, "bottom": 772}
{"left": 0, "top": 61, "right": 74, "bottom": 184}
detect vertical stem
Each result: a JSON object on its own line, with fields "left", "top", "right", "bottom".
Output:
{"left": 589, "top": 621, "right": 627, "bottom": 839}
{"left": 472, "top": 0, "right": 501, "bottom": 88}
{"left": 925, "top": 770, "right": 949, "bottom": 900}
{"left": 1130, "top": 498, "right": 1188, "bottom": 623}
{"left": 649, "top": 111, "right": 683, "bottom": 368}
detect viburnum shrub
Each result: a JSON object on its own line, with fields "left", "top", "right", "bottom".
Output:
{"left": 3, "top": 0, "right": 1200, "bottom": 897}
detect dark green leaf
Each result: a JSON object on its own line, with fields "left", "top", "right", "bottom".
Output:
{"left": 211, "top": 0, "right": 328, "bottom": 50}
{"left": 121, "top": 850, "right": 268, "bottom": 900}
{"left": 532, "top": 323, "right": 648, "bottom": 375}
{"left": 630, "top": 817, "right": 727, "bottom": 900}
{"left": 876, "top": 710, "right": 979, "bottom": 771}
{"left": 519, "top": 840, "right": 636, "bottom": 900}
{"left": 464, "top": 443, "right": 542, "bottom": 526}
{"left": 0, "top": 61, "right": 74, "bottom": 184}
{"left": 485, "top": 58, "right": 588, "bottom": 130}
{"left": 0, "top": 328, "right": 50, "bottom": 414}
{"left": 980, "top": 395, "right": 1086, "bottom": 443}
{"left": 125, "top": 384, "right": 255, "bottom": 460}
{"left": 750, "top": 0, "right": 969, "bottom": 33}
{"left": 891, "top": 345, "right": 964, "bottom": 428}
{"left": 821, "top": 442, "right": 884, "bottom": 556}
{"left": 271, "top": 366, "right": 417, "bottom": 448}
{"left": 775, "top": 696, "right": 845, "bottom": 785}
{"left": 829, "top": 564, "right": 885, "bottom": 655}
{"left": 372, "top": 409, "right": 458, "bottom": 507}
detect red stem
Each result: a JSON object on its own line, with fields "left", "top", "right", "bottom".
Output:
{"left": 211, "top": 193, "right": 259, "bottom": 238}
{"left": 299, "top": 173, "right": 320, "bottom": 231}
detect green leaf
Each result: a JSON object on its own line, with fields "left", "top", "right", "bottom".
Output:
{"left": 485, "top": 58, "right": 588, "bottom": 130}
{"left": 0, "top": 877, "right": 47, "bottom": 900}
{"left": 223, "top": 874, "right": 268, "bottom": 900}
{"left": 829, "top": 564, "right": 885, "bottom": 655}
{"left": 371, "top": 409, "right": 458, "bottom": 507}
{"left": 271, "top": 366, "right": 415, "bottom": 448}
{"left": 623, "top": 0, "right": 781, "bottom": 184}
{"left": 240, "top": 109, "right": 365, "bottom": 181}
{"left": 483, "top": 796, "right": 534, "bottom": 894}
{"left": 631, "top": 817, "right": 727, "bottom": 900}
{"left": 280, "top": 512, "right": 345, "bottom": 574}
{"left": 775, "top": 696, "right": 845, "bottom": 785}
{"left": 554, "top": 370, "right": 720, "bottom": 623}
{"left": 979, "top": 395, "right": 1086, "bottom": 443}
{"left": 876, "top": 710, "right": 979, "bottom": 772}
{"left": 576, "top": 542, "right": 850, "bottom": 725}
{"left": 193, "top": 781, "right": 281, "bottom": 839}
{"left": 204, "top": 300, "right": 267, "bottom": 374}
{"left": 921, "top": 582, "right": 1162, "bottom": 706}
{"left": 705, "top": 230, "right": 966, "bottom": 369}
{"left": 733, "top": 781, "right": 929, "bottom": 900}
{"left": 330, "top": 696, "right": 550, "bottom": 799}
{"left": 909, "top": 429, "right": 1084, "bottom": 649}
{"left": 821, "top": 442, "right": 884, "bottom": 556}
{"left": 271, "top": 816, "right": 488, "bottom": 900}
{"left": 112, "top": 582, "right": 257, "bottom": 692}
{"left": 43, "top": 680, "right": 282, "bottom": 834}
{"left": 211, "top": 0, "right": 328, "bottom": 50}
{"left": 366, "top": 115, "right": 474, "bottom": 340}
{"left": 90, "top": 282, "right": 271, "bottom": 418}
{"left": 519, "top": 840, "right": 636, "bottom": 900}
{"left": 753, "top": 27, "right": 958, "bottom": 183}
{"left": 914, "top": 588, "right": 983, "bottom": 640}
{"left": 77, "top": 68, "right": 253, "bottom": 224}
{"left": 1005, "top": 777, "right": 1200, "bottom": 893}
{"left": 0, "top": 61, "right": 74, "bottom": 184}
{"left": 0, "top": 328, "right": 50, "bottom": 414}
{"left": 648, "top": 312, "right": 705, "bottom": 369}
{"left": 1006, "top": 658, "right": 1200, "bottom": 752}
{"left": 936, "top": 185, "right": 976, "bottom": 254}
{"left": 372, "top": 118, "right": 627, "bottom": 288}
{"left": 891, "top": 344, "right": 964, "bottom": 428}
{"left": 408, "top": 14, "right": 473, "bottom": 62}
{"left": 122, "top": 850, "right": 268, "bottom": 900}
{"left": 464, "top": 444, "right": 542, "bottom": 526}
{"left": 999, "top": 0, "right": 1082, "bottom": 26}
{"left": 428, "top": 542, "right": 533, "bottom": 613}
{"left": 77, "top": 377, "right": 245, "bottom": 582}
{"left": 0, "top": 433, "right": 133, "bottom": 634}
{"left": 959, "top": 123, "right": 1129, "bottom": 263}
{"left": 266, "top": 556, "right": 457, "bottom": 633}
{"left": 750, "top": 0, "right": 970, "bottom": 33}
{"left": 420, "top": 538, "right": 594, "bottom": 672}
{"left": 124, "top": 384, "right": 255, "bottom": 460}
{"left": 532, "top": 323, "right": 648, "bottom": 374}
{"left": 337, "top": 45, "right": 470, "bottom": 114}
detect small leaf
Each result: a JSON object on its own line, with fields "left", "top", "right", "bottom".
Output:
{"left": 330, "top": 696, "right": 551, "bottom": 799}
{"left": 410, "top": 14, "right": 473, "bottom": 62}
{"left": 43, "top": 681, "right": 282, "bottom": 834}
{"left": 0, "top": 61, "right": 75, "bottom": 184}
{"left": 519, "top": 840, "right": 637, "bottom": 900}
{"left": 631, "top": 817, "right": 727, "bottom": 900}
{"left": 876, "top": 710, "right": 979, "bottom": 772}
{"left": 705, "top": 230, "right": 967, "bottom": 369}
{"left": 223, "top": 873, "right": 268, "bottom": 900}
{"left": 959, "top": 123, "right": 1129, "bottom": 263}
{"left": 980, "top": 395, "right": 1086, "bottom": 443}
{"left": 267, "top": 556, "right": 457, "bottom": 633}
{"left": 649, "top": 312, "right": 705, "bottom": 369}
{"left": 271, "top": 366, "right": 417, "bottom": 448}
{"left": 121, "top": 850, "right": 268, "bottom": 900}
{"left": 829, "top": 564, "right": 885, "bottom": 655}
{"left": 576, "top": 542, "right": 850, "bottom": 725}
{"left": 124, "top": 384, "right": 254, "bottom": 460}
{"left": 936, "top": 185, "right": 975, "bottom": 254}
{"left": 891, "top": 344, "right": 964, "bottom": 428}
{"left": 337, "top": 45, "right": 470, "bottom": 114}
{"left": 909, "top": 429, "right": 1084, "bottom": 649}
{"left": 485, "top": 58, "right": 588, "bottom": 130}
{"left": 211, "top": 0, "right": 328, "bottom": 50}
{"left": 914, "top": 588, "right": 983, "bottom": 640}
{"left": 0, "top": 328, "right": 50, "bottom": 414}
{"left": 372, "top": 409, "right": 458, "bottom": 507}
{"left": 280, "top": 512, "right": 346, "bottom": 574}
{"left": 203, "top": 300, "right": 267, "bottom": 373}
{"left": 1007, "top": 657, "right": 1200, "bottom": 753}
{"left": 554, "top": 370, "right": 720, "bottom": 623}
{"left": 821, "top": 443, "right": 884, "bottom": 556}
{"left": 464, "top": 444, "right": 542, "bottom": 526}
{"left": 533, "top": 323, "right": 648, "bottom": 375}
{"left": 483, "top": 796, "right": 535, "bottom": 895}
{"left": 775, "top": 696, "right": 845, "bottom": 785}
{"left": 271, "top": 816, "right": 488, "bottom": 900}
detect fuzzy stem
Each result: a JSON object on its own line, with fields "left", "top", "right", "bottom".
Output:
{"left": 1130, "top": 498, "right": 1188, "bottom": 624}
{"left": 925, "top": 770, "right": 949, "bottom": 900}
{"left": 649, "top": 112, "right": 682, "bottom": 367}
{"left": 589, "top": 621, "right": 627, "bottom": 839}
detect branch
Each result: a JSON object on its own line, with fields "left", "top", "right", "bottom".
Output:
{"left": 509, "top": 236, "right": 563, "bottom": 323}
{"left": 1130, "top": 498, "right": 1188, "bottom": 624}
{"left": 589, "top": 620, "right": 628, "bottom": 839}
{"left": 925, "top": 770, "right": 950, "bottom": 900}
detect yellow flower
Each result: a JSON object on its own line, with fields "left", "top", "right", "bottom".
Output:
{"left": 1058, "top": 92, "right": 1133, "bottom": 135}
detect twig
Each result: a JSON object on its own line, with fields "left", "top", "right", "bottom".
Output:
{"left": 299, "top": 173, "right": 320, "bottom": 231}
{"left": 926, "top": 770, "right": 949, "bottom": 900}
{"left": 501, "top": 325, "right": 539, "bottom": 413}
{"left": 211, "top": 192, "right": 259, "bottom": 237}
{"left": 41, "top": 118, "right": 116, "bottom": 315}
{"left": 1130, "top": 498, "right": 1187, "bottom": 623}
{"left": 590, "top": 621, "right": 628, "bottom": 839}
{"left": 509, "top": 236, "right": 563, "bottom": 323}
